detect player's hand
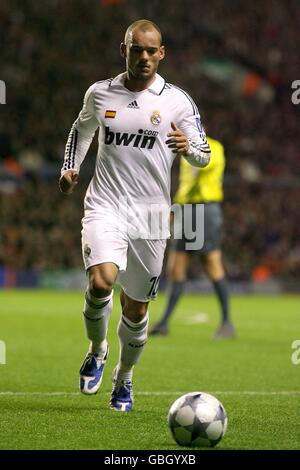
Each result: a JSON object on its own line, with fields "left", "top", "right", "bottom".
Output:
{"left": 165, "top": 122, "right": 189, "bottom": 155}
{"left": 59, "top": 170, "right": 79, "bottom": 194}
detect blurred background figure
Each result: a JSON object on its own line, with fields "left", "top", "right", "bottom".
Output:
{"left": 150, "top": 136, "right": 235, "bottom": 339}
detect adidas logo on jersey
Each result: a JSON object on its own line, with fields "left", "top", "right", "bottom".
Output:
{"left": 104, "top": 126, "right": 158, "bottom": 149}
{"left": 127, "top": 100, "right": 139, "bottom": 109}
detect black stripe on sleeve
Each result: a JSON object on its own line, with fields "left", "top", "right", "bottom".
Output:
{"left": 71, "top": 129, "right": 78, "bottom": 169}
{"left": 65, "top": 127, "right": 75, "bottom": 170}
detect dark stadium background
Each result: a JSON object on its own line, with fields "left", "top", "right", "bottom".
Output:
{"left": 1, "top": 0, "right": 299, "bottom": 292}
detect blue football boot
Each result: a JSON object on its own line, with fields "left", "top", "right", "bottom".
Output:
{"left": 110, "top": 368, "right": 133, "bottom": 411}
{"left": 79, "top": 346, "right": 109, "bottom": 395}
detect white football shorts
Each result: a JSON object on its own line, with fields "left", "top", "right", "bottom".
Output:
{"left": 81, "top": 216, "right": 167, "bottom": 302}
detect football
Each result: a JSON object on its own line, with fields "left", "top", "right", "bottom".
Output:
{"left": 168, "top": 392, "right": 227, "bottom": 448}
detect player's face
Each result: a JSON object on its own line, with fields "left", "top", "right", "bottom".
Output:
{"left": 123, "top": 29, "right": 165, "bottom": 82}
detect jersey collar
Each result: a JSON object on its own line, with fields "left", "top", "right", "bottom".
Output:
{"left": 110, "top": 72, "right": 165, "bottom": 95}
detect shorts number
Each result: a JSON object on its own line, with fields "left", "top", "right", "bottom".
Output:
{"left": 147, "top": 276, "right": 161, "bottom": 297}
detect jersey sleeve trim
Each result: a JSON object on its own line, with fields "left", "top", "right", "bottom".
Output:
{"left": 62, "top": 125, "right": 78, "bottom": 172}
{"left": 167, "top": 83, "right": 199, "bottom": 115}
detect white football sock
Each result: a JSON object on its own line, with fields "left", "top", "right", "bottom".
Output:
{"left": 115, "top": 312, "right": 149, "bottom": 383}
{"left": 83, "top": 289, "right": 113, "bottom": 357}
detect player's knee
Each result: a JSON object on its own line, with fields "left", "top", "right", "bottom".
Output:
{"left": 123, "top": 304, "right": 148, "bottom": 323}
{"left": 169, "top": 253, "right": 188, "bottom": 281}
{"left": 88, "top": 272, "right": 114, "bottom": 298}
{"left": 202, "top": 260, "right": 215, "bottom": 278}
{"left": 170, "top": 265, "right": 186, "bottom": 282}
{"left": 202, "top": 253, "right": 224, "bottom": 280}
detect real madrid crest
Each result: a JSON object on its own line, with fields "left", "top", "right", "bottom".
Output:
{"left": 150, "top": 110, "right": 161, "bottom": 126}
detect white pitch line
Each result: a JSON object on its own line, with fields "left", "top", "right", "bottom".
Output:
{"left": 0, "top": 391, "right": 300, "bottom": 397}
{"left": 185, "top": 313, "right": 209, "bottom": 324}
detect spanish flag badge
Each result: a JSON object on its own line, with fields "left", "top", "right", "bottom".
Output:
{"left": 105, "top": 110, "right": 117, "bottom": 119}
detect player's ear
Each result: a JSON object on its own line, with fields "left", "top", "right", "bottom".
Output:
{"left": 120, "top": 42, "right": 127, "bottom": 59}
{"left": 159, "top": 45, "right": 165, "bottom": 61}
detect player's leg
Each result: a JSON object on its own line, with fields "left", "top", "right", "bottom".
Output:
{"left": 110, "top": 238, "right": 166, "bottom": 411}
{"left": 80, "top": 217, "right": 127, "bottom": 394}
{"left": 85, "top": 263, "right": 118, "bottom": 352}
{"left": 200, "top": 203, "right": 235, "bottom": 339}
{"left": 117, "top": 291, "right": 148, "bottom": 379}
{"left": 201, "top": 249, "right": 235, "bottom": 339}
{"left": 150, "top": 203, "right": 194, "bottom": 336}
{"left": 110, "top": 292, "right": 149, "bottom": 411}
{"left": 80, "top": 262, "right": 118, "bottom": 394}
{"left": 150, "top": 250, "right": 190, "bottom": 335}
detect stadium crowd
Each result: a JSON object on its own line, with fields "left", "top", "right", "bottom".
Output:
{"left": 1, "top": 0, "right": 299, "bottom": 283}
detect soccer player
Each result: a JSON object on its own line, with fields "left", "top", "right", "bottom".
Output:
{"left": 150, "top": 136, "right": 235, "bottom": 339}
{"left": 59, "top": 19, "right": 211, "bottom": 411}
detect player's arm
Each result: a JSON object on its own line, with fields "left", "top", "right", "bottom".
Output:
{"left": 59, "top": 84, "right": 99, "bottom": 194}
{"left": 196, "top": 139, "right": 224, "bottom": 173}
{"left": 166, "top": 99, "right": 211, "bottom": 167}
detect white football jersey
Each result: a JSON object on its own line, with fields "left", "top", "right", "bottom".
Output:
{"left": 61, "top": 73, "right": 210, "bottom": 233}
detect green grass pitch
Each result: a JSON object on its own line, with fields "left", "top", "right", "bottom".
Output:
{"left": 0, "top": 289, "right": 299, "bottom": 450}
